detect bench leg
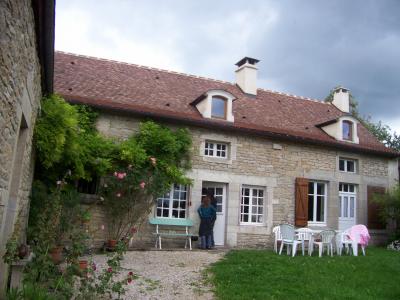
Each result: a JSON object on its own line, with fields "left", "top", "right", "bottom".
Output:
{"left": 159, "top": 235, "right": 162, "bottom": 250}
{"left": 189, "top": 237, "right": 192, "bottom": 250}
{"left": 185, "top": 238, "right": 187, "bottom": 249}
{"left": 155, "top": 235, "right": 158, "bottom": 249}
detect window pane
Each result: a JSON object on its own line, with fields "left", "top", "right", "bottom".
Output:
{"left": 339, "top": 197, "right": 342, "bottom": 218}
{"left": 350, "top": 197, "right": 355, "bottom": 218}
{"left": 308, "top": 195, "right": 314, "bottom": 221}
{"left": 344, "top": 197, "right": 348, "bottom": 217}
{"left": 349, "top": 184, "right": 355, "bottom": 193}
{"left": 317, "top": 183, "right": 324, "bottom": 195}
{"left": 343, "top": 121, "right": 352, "bottom": 140}
{"left": 347, "top": 160, "right": 355, "bottom": 172}
{"left": 308, "top": 182, "right": 314, "bottom": 194}
{"left": 211, "top": 97, "right": 226, "bottom": 118}
{"left": 316, "top": 196, "right": 324, "bottom": 222}
{"left": 339, "top": 159, "right": 345, "bottom": 171}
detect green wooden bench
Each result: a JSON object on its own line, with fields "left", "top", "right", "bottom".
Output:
{"left": 149, "top": 218, "right": 194, "bottom": 250}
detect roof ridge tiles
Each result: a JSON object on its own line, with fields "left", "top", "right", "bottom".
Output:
{"left": 55, "top": 50, "right": 233, "bottom": 85}
{"left": 56, "top": 51, "right": 331, "bottom": 104}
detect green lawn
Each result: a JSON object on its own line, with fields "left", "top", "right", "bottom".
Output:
{"left": 208, "top": 247, "right": 400, "bottom": 300}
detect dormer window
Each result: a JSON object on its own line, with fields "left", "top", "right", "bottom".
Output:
{"left": 342, "top": 120, "right": 353, "bottom": 141}
{"left": 211, "top": 96, "right": 227, "bottom": 119}
{"left": 192, "top": 89, "right": 235, "bottom": 122}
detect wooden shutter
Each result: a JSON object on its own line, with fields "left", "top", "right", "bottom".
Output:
{"left": 295, "top": 178, "right": 309, "bottom": 227}
{"left": 367, "top": 186, "right": 386, "bottom": 229}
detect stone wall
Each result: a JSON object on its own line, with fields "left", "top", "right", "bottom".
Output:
{"left": 88, "top": 111, "right": 397, "bottom": 249}
{"left": 0, "top": 0, "right": 42, "bottom": 293}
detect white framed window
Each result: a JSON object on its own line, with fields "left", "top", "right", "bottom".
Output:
{"left": 211, "top": 96, "right": 227, "bottom": 119}
{"left": 339, "top": 158, "right": 357, "bottom": 173}
{"left": 342, "top": 120, "right": 353, "bottom": 141}
{"left": 204, "top": 141, "right": 228, "bottom": 158}
{"left": 240, "top": 186, "right": 264, "bottom": 225}
{"left": 156, "top": 184, "right": 188, "bottom": 219}
{"left": 308, "top": 181, "right": 327, "bottom": 224}
{"left": 339, "top": 183, "right": 356, "bottom": 219}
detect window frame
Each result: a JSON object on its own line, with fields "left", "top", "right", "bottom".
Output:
{"left": 204, "top": 141, "right": 228, "bottom": 159}
{"left": 240, "top": 185, "right": 265, "bottom": 226}
{"left": 307, "top": 181, "right": 328, "bottom": 225}
{"left": 339, "top": 157, "right": 357, "bottom": 173}
{"left": 339, "top": 183, "right": 357, "bottom": 219}
{"left": 155, "top": 184, "right": 188, "bottom": 219}
{"left": 211, "top": 96, "right": 227, "bottom": 119}
{"left": 342, "top": 120, "right": 353, "bottom": 141}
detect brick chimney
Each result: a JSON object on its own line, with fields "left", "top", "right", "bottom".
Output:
{"left": 235, "top": 57, "right": 259, "bottom": 96}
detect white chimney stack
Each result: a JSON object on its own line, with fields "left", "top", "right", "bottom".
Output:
{"left": 235, "top": 57, "right": 259, "bottom": 96}
{"left": 332, "top": 86, "right": 350, "bottom": 113}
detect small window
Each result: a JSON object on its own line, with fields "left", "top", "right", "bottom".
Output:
{"left": 240, "top": 186, "right": 264, "bottom": 225}
{"left": 156, "top": 184, "right": 188, "bottom": 219}
{"left": 204, "top": 141, "right": 228, "bottom": 158}
{"left": 77, "top": 177, "right": 98, "bottom": 194}
{"left": 308, "top": 181, "right": 327, "bottom": 224}
{"left": 211, "top": 96, "right": 227, "bottom": 119}
{"left": 342, "top": 121, "right": 353, "bottom": 141}
{"left": 339, "top": 158, "right": 357, "bottom": 173}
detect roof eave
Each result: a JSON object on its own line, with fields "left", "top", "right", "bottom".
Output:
{"left": 63, "top": 95, "right": 400, "bottom": 159}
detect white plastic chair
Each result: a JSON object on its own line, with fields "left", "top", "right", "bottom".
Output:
{"left": 278, "top": 224, "right": 303, "bottom": 257}
{"left": 296, "top": 228, "right": 313, "bottom": 256}
{"left": 337, "top": 226, "right": 367, "bottom": 256}
{"left": 310, "top": 230, "right": 336, "bottom": 257}
{"left": 272, "top": 225, "right": 282, "bottom": 253}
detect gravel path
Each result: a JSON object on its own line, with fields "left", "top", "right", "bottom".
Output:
{"left": 92, "top": 250, "right": 226, "bottom": 300}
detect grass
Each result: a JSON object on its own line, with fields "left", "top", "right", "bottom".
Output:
{"left": 208, "top": 247, "right": 400, "bottom": 300}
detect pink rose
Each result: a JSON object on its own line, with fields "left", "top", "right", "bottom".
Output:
{"left": 116, "top": 193, "right": 121, "bottom": 197}
{"left": 139, "top": 181, "right": 146, "bottom": 189}
{"left": 114, "top": 171, "right": 118, "bottom": 177}
{"left": 107, "top": 267, "right": 112, "bottom": 273}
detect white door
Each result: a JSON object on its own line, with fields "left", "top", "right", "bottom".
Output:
{"left": 202, "top": 183, "right": 226, "bottom": 246}
{"left": 338, "top": 183, "right": 357, "bottom": 231}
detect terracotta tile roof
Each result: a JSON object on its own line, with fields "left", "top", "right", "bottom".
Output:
{"left": 54, "top": 51, "right": 398, "bottom": 158}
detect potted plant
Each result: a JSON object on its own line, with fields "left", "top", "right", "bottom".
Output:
{"left": 49, "top": 245, "right": 63, "bottom": 264}
{"left": 81, "top": 210, "right": 91, "bottom": 224}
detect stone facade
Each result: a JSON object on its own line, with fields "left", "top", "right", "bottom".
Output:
{"left": 87, "top": 112, "right": 398, "bottom": 249}
{"left": 0, "top": 0, "right": 43, "bottom": 293}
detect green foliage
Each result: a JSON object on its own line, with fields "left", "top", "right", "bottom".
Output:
{"left": 6, "top": 282, "right": 57, "bottom": 300}
{"left": 34, "top": 95, "right": 116, "bottom": 182}
{"left": 99, "top": 121, "right": 192, "bottom": 240}
{"left": 209, "top": 248, "right": 400, "bottom": 300}
{"left": 373, "top": 185, "right": 400, "bottom": 240}
{"left": 77, "top": 242, "right": 134, "bottom": 300}
{"left": 363, "top": 118, "right": 400, "bottom": 151}
{"left": 2, "top": 238, "right": 19, "bottom": 264}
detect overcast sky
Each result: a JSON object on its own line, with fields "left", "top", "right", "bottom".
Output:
{"left": 55, "top": 0, "right": 400, "bottom": 133}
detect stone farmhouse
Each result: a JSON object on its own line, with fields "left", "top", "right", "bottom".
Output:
{"left": 54, "top": 52, "right": 399, "bottom": 248}
{"left": 0, "top": 0, "right": 55, "bottom": 294}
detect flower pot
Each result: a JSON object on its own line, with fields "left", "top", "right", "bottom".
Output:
{"left": 79, "top": 260, "right": 88, "bottom": 271}
{"left": 49, "top": 246, "right": 63, "bottom": 264}
{"left": 18, "top": 244, "right": 29, "bottom": 259}
{"left": 108, "top": 239, "right": 117, "bottom": 249}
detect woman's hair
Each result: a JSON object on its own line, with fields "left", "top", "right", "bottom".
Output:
{"left": 202, "top": 195, "right": 211, "bottom": 207}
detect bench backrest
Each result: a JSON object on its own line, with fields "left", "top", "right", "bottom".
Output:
{"left": 149, "top": 218, "right": 193, "bottom": 227}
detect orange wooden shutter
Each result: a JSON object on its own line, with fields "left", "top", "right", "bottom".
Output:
{"left": 367, "top": 186, "right": 386, "bottom": 229}
{"left": 295, "top": 178, "right": 309, "bottom": 227}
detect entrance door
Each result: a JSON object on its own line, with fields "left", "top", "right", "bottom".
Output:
{"left": 338, "top": 183, "right": 357, "bottom": 230}
{"left": 202, "top": 183, "right": 226, "bottom": 246}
